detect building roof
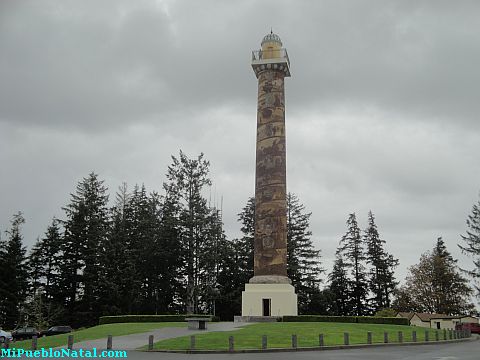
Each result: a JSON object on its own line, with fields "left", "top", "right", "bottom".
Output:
{"left": 261, "top": 31, "right": 282, "bottom": 47}
{"left": 396, "top": 312, "right": 415, "bottom": 320}
{"left": 413, "top": 313, "right": 458, "bottom": 322}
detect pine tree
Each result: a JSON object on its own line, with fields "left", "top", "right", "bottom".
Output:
{"left": 327, "top": 255, "right": 351, "bottom": 315}
{"left": 459, "top": 194, "right": 480, "bottom": 297}
{"left": 27, "top": 219, "right": 62, "bottom": 302}
{"left": 0, "top": 231, "right": 7, "bottom": 325}
{"left": 235, "top": 194, "right": 322, "bottom": 314}
{"left": 364, "top": 211, "right": 398, "bottom": 312}
{"left": 58, "top": 172, "right": 110, "bottom": 326}
{"left": 1, "top": 212, "right": 29, "bottom": 328}
{"left": 214, "top": 199, "right": 256, "bottom": 319}
{"left": 156, "top": 191, "right": 184, "bottom": 314}
{"left": 286, "top": 193, "right": 323, "bottom": 313}
{"left": 336, "top": 213, "right": 368, "bottom": 316}
{"left": 393, "top": 238, "right": 474, "bottom": 314}
{"left": 97, "top": 183, "right": 139, "bottom": 315}
{"left": 163, "top": 151, "right": 212, "bottom": 314}
{"left": 236, "top": 197, "right": 255, "bottom": 283}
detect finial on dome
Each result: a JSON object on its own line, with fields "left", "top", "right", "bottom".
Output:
{"left": 261, "top": 31, "right": 282, "bottom": 47}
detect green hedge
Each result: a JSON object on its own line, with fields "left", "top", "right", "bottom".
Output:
{"left": 282, "top": 316, "right": 356, "bottom": 323}
{"left": 282, "top": 315, "right": 408, "bottom": 325}
{"left": 99, "top": 314, "right": 219, "bottom": 325}
{"left": 356, "top": 316, "right": 409, "bottom": 325}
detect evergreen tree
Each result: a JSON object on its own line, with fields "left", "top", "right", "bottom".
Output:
{"left": 393, "top": 238, "right": 474, "bottom": 314}
{"left": 234, "top": 194, "right": 322, "bottom": 314}
{"left": 163, "top": 151, "right": 213, "bottom": 313}
{"left": 97, "top": 183, "right": 139, "bottom": 315}
{"left": 215, "top": 199, "right": 255, "bottom": 319}
{"left": 236, "top": 197, "right": 255, "bottom": 283}
{"left": 336, "top": 213, "right": 368, "bottom": 315}
{"left": 27, "top": 219, "right": 62, "bottom": 302}
{"left": 286, "top": 193, "right": 323, "bottom": 313}
{"left": 0, "top": 231, "right": 6, "bottom": 325}
{"left": 1, "top": 212, "right": 29, "bottom": 328}
{"left": 156, "top": 191, "right": 184, "bottom": 313}
{"left": 327, "top": 255, "right": 351, "bottom": 315}
{"left": 215, "top": 238, "right": 247, "bottom": 319}
{"left": 459, "top": 194, "right": 480, "bottom": 297}
{"left": 58, "top": 172, "right": 110, "bottom": 326}
{"left": 364, "top": 211, "right": 398, "bottom": 312}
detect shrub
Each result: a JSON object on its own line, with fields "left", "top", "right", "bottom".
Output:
{"left": 282, "top": 315, "right": 409, "bottom": 325}
{"left": 356, "top": 316, "right": 409, "bottom": 325}
{"left": 98, "top": 314, "right": 219, "bottom": 325}
{"left": 282, "top": 316, "right": 357, "bottom": 323}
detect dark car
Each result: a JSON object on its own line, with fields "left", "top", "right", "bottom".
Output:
{"left": 12, "top": 327, "right": 40, "bottom": 341}
{"left": 456, "top": 322, "right": 480, "bottom": 334}
{"left": 40, "top": 326, "right": 73, "bottom": 337}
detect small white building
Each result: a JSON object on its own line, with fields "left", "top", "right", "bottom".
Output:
{"left": 459, "top": 316, "right": 479, "bottom": 324}
{"left": 400, "top": 313, "right": 459, "bottom": 330}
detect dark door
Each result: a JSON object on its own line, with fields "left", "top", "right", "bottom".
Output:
{"left": 436, "top": 322, "right": 441, "bottom": 329}
{"left": 262, "top": 298, "right": 271, "bottom": 316}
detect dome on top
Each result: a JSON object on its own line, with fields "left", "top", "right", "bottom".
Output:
{"left": 261, "top": 31, "right": 282, "bottom": 46}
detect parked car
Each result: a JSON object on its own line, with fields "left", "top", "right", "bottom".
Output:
{"left": 455, "top": 322, "right": 480, "bottom": 334}
{"left": 11, "top": 327, "right": 40, "bottom": 341}
{"left": 0, "top": 329, "right": 13, "bottom": 343}
{"left": 40, "top": 326, "right": 73, "bottom": 337}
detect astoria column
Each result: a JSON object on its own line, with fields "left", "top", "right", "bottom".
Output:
{"left": 241, "top": 32, "right": 297, "bottom": 318}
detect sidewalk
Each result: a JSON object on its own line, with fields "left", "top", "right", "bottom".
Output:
{"left": 59, "top": 322, "right": 251, "bottom": 351}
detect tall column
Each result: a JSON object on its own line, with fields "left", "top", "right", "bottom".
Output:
{"left": 254, "top": 68, "right": 288, "bottom": 280}
{"left": 240, "top": 32, "right": 297, "bottom": 318}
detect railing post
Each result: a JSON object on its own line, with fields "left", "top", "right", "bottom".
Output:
{"left": 107, "top": 335, "right": 112, "bottom": 350}
{"left": 229, "top": 336, "right": 234, "bottom": 352}
{"left": 412, "top": 330, "right": 417, "bottom": 342}
{"left": 291, "top": 334, "right": 297, "bottom": 348}
{"left": 148, "top": 335, "right": 154, "bottom": 351}
{"left": 384, "top": 332, "right": 388, "bottom": 343}
{"left": 190, "top": 335, "right": 196, "bottom": 350}
{"left": 398, "top": 331, "right": 403, "bottom": 343}
{"left": 435, "top": 331, "right": 439, "bottom": 341}
{"left": 318, "top": 334, "right": 324, "bottom": 347}
{"left": 344, "top": 332, "right": 349, "bottom": 345}
{"left": 425, "top": 330, "right": 430, "bottom": 342}
{"left": 67, "top": 335, "right": 74, "bottom": 350}
{"left": 367, "top": 332, "right": 372, "bottom": 344}
{"left": 443, "top": 329, "right": 447, "bottom": 340}
{"left": 262, "top": 335, "right": 267, "bottom": 350}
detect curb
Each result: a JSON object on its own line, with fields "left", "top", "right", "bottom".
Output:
{"left": 145, "top": 337, "right": 475, "bottom": 354}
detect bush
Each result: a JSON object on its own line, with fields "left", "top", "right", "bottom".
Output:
{"left": 282, "top": 316, "right": 357, "bottom": 323}
{"left": 356, "top": 316, "right": 409, "bottom": 325}
{"left": 98, "top": 314, "right": 219, "bottom": 325}
{"left": 282, "top": 315, "right": 409, "bottom": 325}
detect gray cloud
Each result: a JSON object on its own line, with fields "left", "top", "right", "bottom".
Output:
{"left": 1, "top": 0, "right": 479, "bottom": 301}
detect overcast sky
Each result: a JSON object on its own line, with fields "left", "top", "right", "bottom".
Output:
{"left": 1, "top": 0, "right": 479, "bottom": 301}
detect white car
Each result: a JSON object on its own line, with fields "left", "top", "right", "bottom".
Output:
{"left": 0, "top": 329, "right": 13, "bottom": 343}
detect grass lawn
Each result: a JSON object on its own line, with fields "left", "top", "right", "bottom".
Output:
{"left": 11, "top": 322, "right": 185, "bottom": 350}
{"left": 151, "top": 322, "right": 444, "bottom": 350}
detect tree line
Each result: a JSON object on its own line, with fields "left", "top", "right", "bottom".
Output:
{"left": 1, "top": 151, "right": 478, "bottom": 329}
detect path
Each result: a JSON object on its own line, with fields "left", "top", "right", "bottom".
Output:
{"left": 63, "top": 322, "right": 250, "bottom": 350}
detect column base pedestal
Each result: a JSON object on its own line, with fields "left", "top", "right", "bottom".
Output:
{"left": 241, "top": 283, "right": 298, "bottom": 317}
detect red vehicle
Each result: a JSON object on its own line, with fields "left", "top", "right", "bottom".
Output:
{"left": 455, "top": 322, "right": 480, "bottom": 334}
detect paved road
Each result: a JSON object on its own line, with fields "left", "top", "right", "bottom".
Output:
{"left": 11, "top": 336, "right": 479, "bottom": 359}
{"left": 122, "top": 339, "right": 477, "bottom": 360}
{"left": 63, "top": 322, "right": 251, "bottom": 351}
